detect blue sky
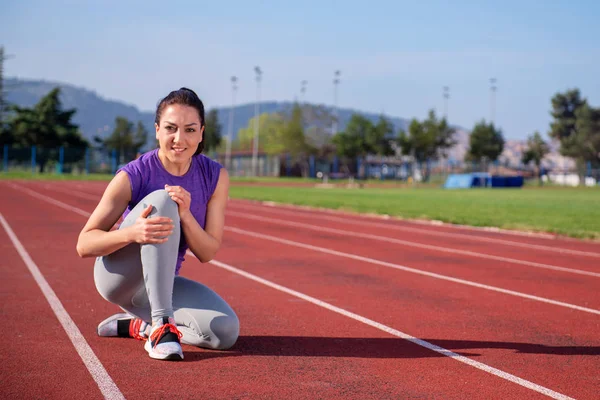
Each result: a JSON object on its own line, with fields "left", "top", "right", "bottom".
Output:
{"left": 1, "top": 0, "right": 598, "bottom": 139}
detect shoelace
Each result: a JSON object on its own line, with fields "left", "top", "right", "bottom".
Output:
{"left": 129, "top": 319, "right": 147, "bottom": 341}
{"left": 149, "top": 322, "right": 183, "bottom": 348}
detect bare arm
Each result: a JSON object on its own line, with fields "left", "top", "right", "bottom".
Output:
{"left": 76, "top": 171, "right": 174, "bottom": 258}
{"left": 171, "top": 168, "right": 229, "bottom": 263}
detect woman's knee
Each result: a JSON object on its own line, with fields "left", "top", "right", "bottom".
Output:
{"left": 143, "top": 190, "right": 178, "bottom": 219}
{"left": 210, "top": 314, "right": 240, "bottom": 350}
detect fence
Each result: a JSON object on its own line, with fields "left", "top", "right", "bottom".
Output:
{"left": 1, "top": 145, "right": 597, "bottom": 186}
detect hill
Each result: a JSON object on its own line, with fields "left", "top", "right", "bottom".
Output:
{"left": 5, "top": 77, "right": 411, "bottom": 149}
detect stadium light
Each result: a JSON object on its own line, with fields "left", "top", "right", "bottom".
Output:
{"left": 226, "top": 76, "right": 237, "bottom": 172}
{"left": 252, "top": 66, "right": 262, "bottom": 176}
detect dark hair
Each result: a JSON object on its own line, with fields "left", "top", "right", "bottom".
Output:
{"left": 155, "top": 87, "right": 205, "bottom": 155}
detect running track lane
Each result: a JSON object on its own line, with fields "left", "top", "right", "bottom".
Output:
{"left": 23, "top": 180, "right": 600, "bottom": 268}
{"left": 29, "top": 181, "right": 598, "bottom": 310}
{"left": 225, "top": 201, "right": 600, "bottom": 271}
{"left": 0, "top": 185, "right": 575, "bottom": 400}
{"left": 0, "top": 220, "right": 110, "bottom": 400}
{"left": 0, "top": 183, "right": 596, "bottom": 398}
{"left": 23, "top": 180, "right": 600, "bottom": 255}
{"left": 223, "top": 213, "right": 600, "bottom": 309}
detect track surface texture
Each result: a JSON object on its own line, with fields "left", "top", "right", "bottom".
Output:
{"left": 0, "top": 180, "right": 598, "bottom": 400}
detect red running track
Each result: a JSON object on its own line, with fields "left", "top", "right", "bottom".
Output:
{"left": 0, "top": 179, "right": 598, "bottom": 399}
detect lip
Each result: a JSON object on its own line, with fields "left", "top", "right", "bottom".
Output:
{"left": 171, "top": 147, "right": 186, "bottom": 153}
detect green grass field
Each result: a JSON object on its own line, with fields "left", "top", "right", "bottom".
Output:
{"left": 2, "top": 172, "right": 598, "bottom": 239}
{"left": 229, "top": 185, "right": 600, "bottom": 240}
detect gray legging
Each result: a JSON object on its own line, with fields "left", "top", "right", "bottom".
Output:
{"left": 93, "top": 189, "right": 239, "bottom": 350}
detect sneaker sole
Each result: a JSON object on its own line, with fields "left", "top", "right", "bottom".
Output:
{"left": 144, "top": 340, "right": 184, "bottom": 361}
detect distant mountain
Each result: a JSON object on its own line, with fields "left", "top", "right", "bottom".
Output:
{"left": 3, "top": 77, "right": 573, "bottom": 169}
{"left": 4, "top": 77, "right": 411, "bottom": 149}
{"left": 5, "top": 77, "right": 147, "bottom": 141}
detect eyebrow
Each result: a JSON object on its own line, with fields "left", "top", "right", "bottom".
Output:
{"left": 164, "top": 121, "right": 199, "bottom": 127}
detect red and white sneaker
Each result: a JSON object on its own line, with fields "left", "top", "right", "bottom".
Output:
{"left": 97, "top": 313, "right": 149, "bottom": 341}
{"left": 144, "top": 317, "right": 183, "bottom": 361}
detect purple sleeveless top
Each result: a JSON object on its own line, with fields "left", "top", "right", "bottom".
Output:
{"left": 117, "top": 149, "right": 223, "bottom": 274}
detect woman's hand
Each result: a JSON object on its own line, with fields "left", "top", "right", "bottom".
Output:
{"left": 128, "top": 204, "right": 174, "bottom": 244}
{"left": 165, "top": 184, "right": 192, "bottom": 219}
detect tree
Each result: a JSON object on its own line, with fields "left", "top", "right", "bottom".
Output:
{"left": 522, "top": 131, "right": 550, "bottom": 185}
{"left": 397, "top": 109, "right": 456, "bottom": 181}
{"left": 371, "top": 115, "right": 396, "bottom": 156}
{"left": 466, "top": 120, "right": 505, "bottom": 167}
{"left": 574, "top": 104, "right": 600, "bottom": 167}
{"left": 279, "top": 103, "right": 312, "bottom": 176}
{"left": 97, "top": 117, "right": 147, "bottom": 164}
{"left": 331, "top": 114, "right": 396, "bottom": 176}
{"left": 203, "top": 109, "right": 222, "bottom": 153}
{"left": 549, "top": 89, "right": 600, "bottom": 182}
{"left": 549, "top": 89, "right": 586, "bottom": 146}
{"left": 332, "top": 114, "right": 372, "bottom": 160}
{"left": 281, "top": 103, "right": 309, "bottom": 157}
{"left": 6, "top": 88, "right": 87, "bottom": 172}
{"left": 236, "top": 113, "right": 286, "bottom": 155}
{"left": 0, "top": 46, "right": 8, "bottom": 133}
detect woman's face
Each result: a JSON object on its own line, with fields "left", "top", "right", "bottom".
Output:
{"left": 155, "top": 104, "right": 204, "bottom": 164}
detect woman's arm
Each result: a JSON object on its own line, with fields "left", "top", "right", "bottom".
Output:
{"left": 76, "top": 171, "right": 174, "bottom": 258}
{"left": 170, "top": 168, "right": 229, "bottom": 263}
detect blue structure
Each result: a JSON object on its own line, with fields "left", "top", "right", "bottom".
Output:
{"left": 444, "top": 173, "right": 523, "bottom": 189}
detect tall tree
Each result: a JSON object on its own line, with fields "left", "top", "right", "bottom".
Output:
{"left": 574, "top": 104, "right": 600, "bottom": 167}
{"left": 522, "top": 131, "right": 550, "bottom": 185}
{"left": 332, "top": 114, "right": 396, "bottom": 176}
{"left": 203, "top": 109, "right": 222, "bottom": 153}
{"left": 332, "top": 114, "right": 372, "bottom": 160}
{"left": 7, "top": 88, "right": 87, "bottom": 172}
{"left": 466, "top": 120, "right": 505, "bottom": 166}
{"left": 236, "top": 113, "right": 286, "bottom": 155}
{"left": 282, "top": 103, "right": 309, "bottom": 156}
{"left": 549, "top": 89, "right": 586, "bottom": 147}
{"left": 0, "top": 47, "right": 6, "bottom": 133}
{"left": 371, "top": 115, "right": 396, "bottom": 156}
{"left": 280, "top": 103, "right": 314, "bottom": 176}
{"left": 98, "top": 116, "right": 147, "bottom": 164}
{"left": 549, "top": 89, "right": 600, "bottom": 182}
{"left": 397, "top": 110, "right": 456, "bottom": 181}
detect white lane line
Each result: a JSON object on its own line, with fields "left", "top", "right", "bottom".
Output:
{"left": 25, "top": 181, "right": 599, "bottom": 259}
{"left": 0, "top": 214, "right": 125, "bottom": 400}
{"left": 1, "top": 180, "right": 583, "bottom": 398}
{"left": 201, "top": 256, "right": 575, "bottom": 400}
{"left": 238, "top": 198, "right": 560, "bottom": 239}
{"left": 225, "top": 226, "right": 600, "bottom": 315}
{"left": 226, "top": 211, "right": 600, "bottom": 278}
{"left": 228, "top": 202, "right": 600, "bottom": 259}
{"left": 35, "top": 182, "right": 101, "bottom": 200}
{"left": 8, "top": 182, "right": 600, "bottom": 315}
{"left": 5, "top": 183, "right": 92, "bottom": 217}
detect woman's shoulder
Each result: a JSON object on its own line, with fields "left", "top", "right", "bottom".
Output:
{"left": 192, "top": 153, "right": 224, "bottom": 196}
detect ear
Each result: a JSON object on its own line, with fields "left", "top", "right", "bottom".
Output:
{"left": 199, "top": 126, "right": 205, "bottom": 142}
{"left": 155, "top": 123, "right": 160, "bottom": 140}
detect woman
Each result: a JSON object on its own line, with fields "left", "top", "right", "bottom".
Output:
{"left": 76, "top": 88, "right": 239, "bottom": 361}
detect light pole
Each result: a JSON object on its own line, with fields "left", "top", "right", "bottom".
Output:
{"left": 226, "top": 76, "right": 237, "bottom": 172}
{"left": 332, "top": 70, "right": 341, "bottom": 134}
{"left": 300, "top": 80, "right": 307, "bottom": 103}
{"left": 443, "top": 86, "right": 450, "bottom": 120}
{"left": 252, "top": 66, "right": 262, "bottom": 176}
{"left": 490, "top": 78, "right": 497, "bottom": 126}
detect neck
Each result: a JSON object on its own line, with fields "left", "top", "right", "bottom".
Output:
{"left": 157, "top": 150, "right": 192, "bottom": 176}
